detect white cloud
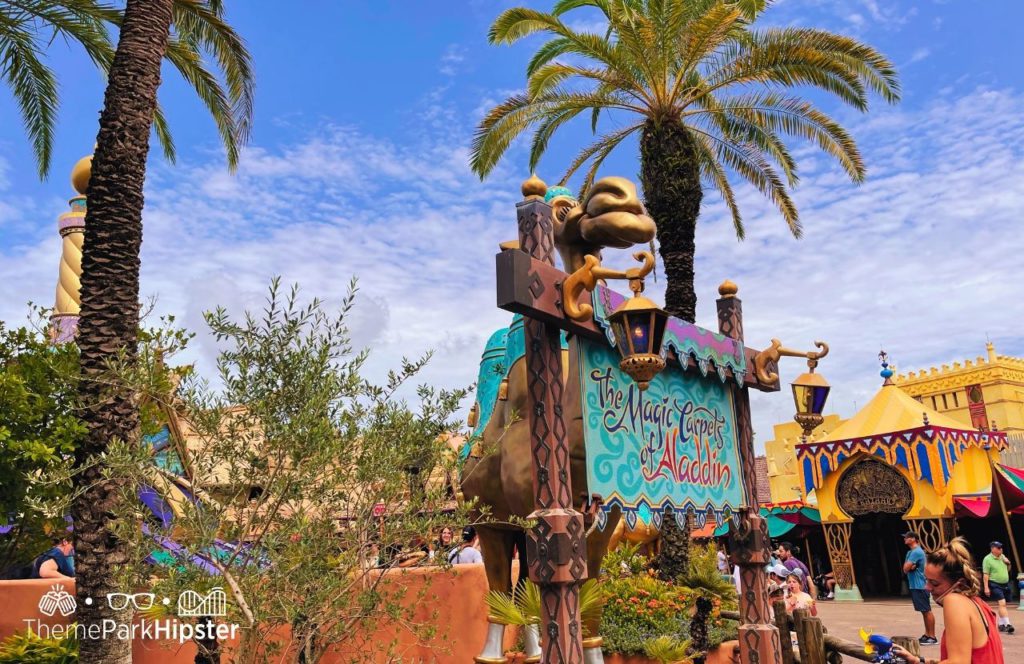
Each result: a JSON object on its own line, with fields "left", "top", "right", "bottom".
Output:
{"left": 906, "top": 47, "right": 931, "bottom": 65}
{"left": 439, "top": 44, "right": 467, "bottom": 77}
{"left": 1, "top": 85, "right": 1022, "bottom": 463}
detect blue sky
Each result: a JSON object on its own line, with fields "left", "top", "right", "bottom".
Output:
{"left": 1, "top": 0, "right": 1023, "bottom": 448}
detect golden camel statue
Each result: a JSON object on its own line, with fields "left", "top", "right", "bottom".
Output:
{"left": 461, "top": 176, "right": 657, "bottom": 663}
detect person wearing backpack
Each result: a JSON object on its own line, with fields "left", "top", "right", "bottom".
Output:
{"left": 448, "top": 525, "right": 483, "bottom": 565}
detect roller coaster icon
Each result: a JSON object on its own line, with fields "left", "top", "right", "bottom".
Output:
{"left": 176, "top": 587, "right": 228, "bottom": 617}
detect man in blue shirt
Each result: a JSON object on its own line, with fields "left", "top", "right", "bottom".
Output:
{"left": 902, "top": 531, "right": 936, "bottom": 645}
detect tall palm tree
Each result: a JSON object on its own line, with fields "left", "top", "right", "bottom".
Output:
{"left": 471, "top": 0, "right": 899, "bottom": 323}
{"left": 2, "top": 0, "right": 251, "bottom": 177}
{"left": 61, "top": 2, "right": 253, "bottom": 662}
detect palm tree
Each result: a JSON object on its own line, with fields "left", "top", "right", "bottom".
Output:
{"left": 471, "top": 0, "right": 899, "bottom": 322}
{"left": 59, "top": 2, "right": 253, "bottom": 662}
{"left": 2, "top": 1, "right": 251, "bottom": 178}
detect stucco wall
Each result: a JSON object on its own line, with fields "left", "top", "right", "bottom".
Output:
{"left": 1, "top": 564, "right": 506, "bottom": 663}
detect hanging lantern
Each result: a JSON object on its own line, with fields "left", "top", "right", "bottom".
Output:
{"left": 607, "top": 291, "right": 668, "bottom": 391}
{"left": 792, "top": 369, "right": 830, "bottom": 437}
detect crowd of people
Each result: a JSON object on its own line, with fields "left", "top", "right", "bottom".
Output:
{"left": 715, "top": 531, "right": 1014, "bottom": 664}
{"left": 372, "top": 524, "right": 485, "bottom": 569}
{"left": 893, "top": 536, "right": 1008, "bottom": 664}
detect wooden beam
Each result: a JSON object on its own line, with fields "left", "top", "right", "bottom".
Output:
{"left": 495, "top": 249, "right": 779, "bottom": 392}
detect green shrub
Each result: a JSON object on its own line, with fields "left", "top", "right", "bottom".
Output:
{"left": 598, "top": 543, "right": 739, "bottom": 655}
{"left": 0, "top": 628, "right": 78, "bottom": 663}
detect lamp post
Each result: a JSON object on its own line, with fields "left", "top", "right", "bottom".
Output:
{"left": 754, "top": 339, "right": 831, "bottom": 440}
{"left": 793, "top": 361, "right": 831, "bottom": 440}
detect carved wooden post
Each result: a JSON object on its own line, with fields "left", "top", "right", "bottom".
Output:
{"left": 772, "top": 601, "right": 794, "bottom": 664}
{"left": 718, "top": 281, "right": 783, "bottom": 664}
{"left": 517, "top": 181, "right": 587, "bottom": 663}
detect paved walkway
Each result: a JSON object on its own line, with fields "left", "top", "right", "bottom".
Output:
{"left": 815, "top": 599, "right": 1021, "bottom": 664}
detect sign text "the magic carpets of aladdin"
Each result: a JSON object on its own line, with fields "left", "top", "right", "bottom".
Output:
{"left": 578, "top": 340, "right": 744, "bottom": 523}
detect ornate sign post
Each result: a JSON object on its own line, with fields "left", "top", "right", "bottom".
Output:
{"left": 492, "top": 175, "right": 806, "bottom": 663}
{"left": 516, "top": 177, "right": 588, "bottom": 663}
{"left": 719, "top": 285, "right": 782, "bottom": 664}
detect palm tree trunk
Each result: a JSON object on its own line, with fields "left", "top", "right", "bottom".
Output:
{"left": 73, "top": 1, "right": 174, "bottom": 662}
{"left": 639, "top": 119, "right": 702, "bottom": 323}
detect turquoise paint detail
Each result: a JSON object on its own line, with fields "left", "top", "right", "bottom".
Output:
{"left": 460, "top": 316, "right": 567, "bottom": 460}
{"left": 578, "top": 338, "right": 744, "bottom": 525}
{"left": 462, "top": 326, "right": 510, "bottom": 460}
{"left": 544, "top": 186, "right": 575, "bottom": 202}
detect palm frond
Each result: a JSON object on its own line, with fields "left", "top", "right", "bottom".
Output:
{"left": 694, "top": 127, "right": 800, "bottom": 237}
{"left": 163, "top": 35, "right": 241, "bottom": 168}
{"left": 484, "top": 589, "right": 528, "bottom": 625}
{"left": 695, "top": 134, "right": 744, "bottom": 239}
{"left": 153, "top": 101, "right": 177, "bottom": 163}
{"left": 559, "top": 122, "right": 642, "bottom": 189}
{"left": 171, "top": 0, "right": 255, "bottom": 150}
{"left": 0, "top": 9, "right": 59, "bottom": 178}
{"left": 472, "top": 0, "right": 898, "bottom": 242}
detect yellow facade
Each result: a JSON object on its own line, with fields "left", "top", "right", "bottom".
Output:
{"left": 763, "top": 414, "right": 846, "bottom": 504}
{"left": 894, "top": 342, "right": 1024, "bottom": 434}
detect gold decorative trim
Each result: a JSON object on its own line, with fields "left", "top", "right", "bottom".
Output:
{"left": 561, "top": 251, "right": 655, "bottom": 323}
{"left": 753, "top": 339, "right": 829, "bottom": 385}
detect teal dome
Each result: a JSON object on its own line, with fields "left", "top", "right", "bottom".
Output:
{"left": 544, "top": 185, "right": 575, "bottom": 202}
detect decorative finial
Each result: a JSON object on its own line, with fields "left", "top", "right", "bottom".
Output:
{"left": 718, "top": 279, "right": 739, "bottom": 298}
{"left": 544, "top": 185, "right": 574, "bottom": 203}
{"left": 71, "top": 153, "right": 93, "bottom": 195}
{"left": 879, "top": 349, "right": 894, "bottom": 385}
{"left": 521, "top": 173, "right": 547, "bottom": 200}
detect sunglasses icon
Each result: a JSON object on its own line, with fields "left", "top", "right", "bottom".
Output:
{"left": 106, "top": 593, "right": 155, "bottom": 610}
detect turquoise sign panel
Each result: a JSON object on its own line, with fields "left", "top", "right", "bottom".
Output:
{"left": 578, "top": 338, "right": 746, "bottom": 530}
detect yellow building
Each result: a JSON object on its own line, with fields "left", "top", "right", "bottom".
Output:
{"left": 764, "top": 414, "right": 846, "bottom": 504}
{"left": 894, "top": 342, "right": 1024, "bottom": 435}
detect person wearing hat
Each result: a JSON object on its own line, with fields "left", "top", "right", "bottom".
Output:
{"left": 769, "top": 563, "right": 791, "bottom": 584}
{"left": 903, "top": 531, "right": 937, "bottom": 645}
{"left": 983, "top": 541, "right": 1015, "bottom": 633}
{"left": 448, "top": 525, "right": 483, "bottom": 565}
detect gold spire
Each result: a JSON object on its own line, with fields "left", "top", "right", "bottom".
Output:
{"left": 521, "top": 173, "right": 547, "bottom": 200}
{"left": 51, "top": 151, "right": 91, "bottom": 343}
{"left": 718, "top": 279, "right": 739, "bottom": 298}
{"left": 71, "top": 153, "right": 92, "bottom": 195}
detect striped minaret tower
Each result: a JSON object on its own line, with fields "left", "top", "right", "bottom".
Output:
{"left": 50, "top": 152, "right": 92, "bottom": 343}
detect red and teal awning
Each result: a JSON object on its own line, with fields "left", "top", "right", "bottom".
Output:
{"left": 714, "top": 501, "right": 821, "bottom": 537}
{"left": 953, "top": 464, "right": 1024, "bottom": 518}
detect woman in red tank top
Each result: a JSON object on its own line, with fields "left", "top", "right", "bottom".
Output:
{"left": 893, "top": 537, "right": 1004, "bottom": 664}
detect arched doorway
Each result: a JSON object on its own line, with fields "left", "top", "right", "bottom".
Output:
{"left": 837, "top": 457, "right": 915, "bottom": 597}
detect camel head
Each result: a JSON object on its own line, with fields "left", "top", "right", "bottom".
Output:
{"left": 548, "top": 176, "right": 657, "bottom": 274}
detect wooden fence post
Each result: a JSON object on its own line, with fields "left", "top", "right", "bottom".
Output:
{"left": 794, "top": 609, "right": 826, "bottom": 664}
{"left": 773, "top": 601, "right": 794, "bottom": 664}
{"left": 892, "top": 637, "right": 920, "bottom": 660}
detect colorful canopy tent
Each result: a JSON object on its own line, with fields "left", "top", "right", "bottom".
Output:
{"left": 713, "top": 501, "right": 821, "bottom": 538}
{"left": 953, "top": 464, "right": 1024, "bottom": 518}
{"left": 795, "top": 379, "right": 1007, "bottom": 497}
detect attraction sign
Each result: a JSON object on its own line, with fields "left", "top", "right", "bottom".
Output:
{"left": 579, "top": 339, "right": 744, "bottom": 530}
